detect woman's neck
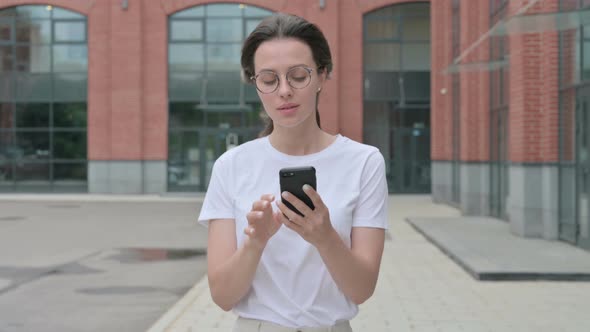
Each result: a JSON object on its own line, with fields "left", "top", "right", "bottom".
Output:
{"left": 268, "top": 125, "right": 336, "bottom": 156}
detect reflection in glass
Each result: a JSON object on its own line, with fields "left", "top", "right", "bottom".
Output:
{"left": 169, "top": 44, "right": 204, "bottom": 71}
{"left": 171, "top": 6, "right": 204, "bottom": 18}
{"left": 14, "top": 6, "right": 51, "bottom": 19}
{"left": 403, "top": 17, "right": 430, "bottom": 40}
{"left": 53, "top": 131, "right": 86, "bottom": 159}
{"left": 54, "top": 73, "right": 87, "bottom": 101}
{"left": 53, "top": 45, "right": 88, "bottom": 72}
{"left": 0, "top": 46, "right": 12, "bottom": 71}
{"left": 0, "top": 21, "right": 12, "bottom": 42}
{"left": 402, "top": 44, "right": 430, "bottom": 70}
{"left": 15, "top": 162, "right": 49, "bottom": 181}
{"left": 16, "top": 45, "right": 50, "bottom": 72}
{"left": 206, "top": 19, "right": 242, "bottom": 42}
{"left": 54, "top": 103, "right": 87, "bottom": 127}
{"left": 206, "top": 4, "right": 242, "bottom": 17}
{"left": 15, "top": 73, "right": 52, "bottom": 101}
{"left": 54, "top": 162, "right": 86, "bottom": 180}
{"left": 171, "top": 21, "right": 202, "bottom": 41}
{"left": 16, "top": 103, "right": 49, "bottom": 127}
{"left": 16, "top": 131, "right": 49, "bottom": 157}
{"left": 206, "top": 44, "right": 241, "bottom": 71}
{"left": 53, "top": 7, "right": 84, "bottom": 19}
{"left": 366, "top": 19, "right": 397, "bottom": 40}
{"left": 169, "top": 103, "right": 203, "bottom": 128}
{"left": 54, "top": 21, "right": 85, "bottom": 42}
{"left": 169, "top": 72, "right": 203, "bottom": 102}
{"left": 0, "top": 103, "right": 14, "bottom": 129}
{"left": 364, "top": 43, "right": 401, "bottom": 71}
{"left": 16, "top": 19, "right": 50, "bottom": 43}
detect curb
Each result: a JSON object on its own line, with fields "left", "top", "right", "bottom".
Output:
{"left": 0, "top": 194, "right": 205, "bottom": 203}
{"left": 147, "top": 275, "right": 209, "bottom": 332}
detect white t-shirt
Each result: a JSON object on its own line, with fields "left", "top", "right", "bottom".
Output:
{"left": 198, "top": 134, "right": 388, "bottom": 328}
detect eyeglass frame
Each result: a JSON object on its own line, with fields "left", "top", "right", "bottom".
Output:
{"left": 249, "top": 66, "right": 314, "bottom": 94}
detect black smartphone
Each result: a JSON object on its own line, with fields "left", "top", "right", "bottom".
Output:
{"left": 279, "top": 166, "right": 316, "bottom": 216}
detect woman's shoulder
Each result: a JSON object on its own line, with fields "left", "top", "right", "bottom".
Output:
{"left": 216, "top": 136, "right": 267, "bottom": 164}
{"left": 338, "top": 135, "right": 382, "bottom": 157}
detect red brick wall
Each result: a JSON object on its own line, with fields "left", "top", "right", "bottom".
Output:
{"left": 430, "top": 0, "right": 450, "bottom": 161}
{"left": 431, "top": 0, "right": 561, "bottom": 164}
{"left": 508, "top": 0, "right": 560, "bottom": 163}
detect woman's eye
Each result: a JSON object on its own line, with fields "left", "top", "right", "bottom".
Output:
{"left": 291, "top": 76, "right": 306, "bottom": 82}
{"left": 261, "top": 78, "right": 277, "bottom": 85}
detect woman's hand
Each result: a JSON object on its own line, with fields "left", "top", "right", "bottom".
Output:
{"left": 244, "top": 194, "right": 282, "bottom": 249}
{"left": 277, "top": 185, "right": 335, "bottom": 248}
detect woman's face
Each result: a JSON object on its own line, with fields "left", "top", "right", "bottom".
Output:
{"left": 253, "top": 38, "right": 325, "bottom": 130}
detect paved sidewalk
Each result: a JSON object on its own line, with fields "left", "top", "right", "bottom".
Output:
{"left": 150, "top": 195, "right": 590, "bottom": 332}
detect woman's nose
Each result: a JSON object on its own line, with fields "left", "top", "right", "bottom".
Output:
{"left": 277, "top": 77, "right": 293, "bottom": 98}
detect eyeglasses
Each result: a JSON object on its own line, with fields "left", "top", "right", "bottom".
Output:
{"left": 250, "top": 66, "right": 313, "bottom": 94}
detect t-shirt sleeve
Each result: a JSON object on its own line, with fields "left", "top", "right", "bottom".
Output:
{"left": 352, "top": 150, "right": 389, "bottom": 229}
{"left": 198, "top": 155, "right": 235, "bottom": 227}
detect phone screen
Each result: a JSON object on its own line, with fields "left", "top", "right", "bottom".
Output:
{"left": 279, "top": 166, "right": 316, "bottom": 216}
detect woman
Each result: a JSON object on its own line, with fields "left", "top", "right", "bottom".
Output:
{"left": 198, "top": 13, "right": 388, "bottom": 332}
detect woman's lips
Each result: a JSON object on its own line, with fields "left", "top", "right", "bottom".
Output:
{"left": 277, "top": 104, "right": 299, "bottom": 115}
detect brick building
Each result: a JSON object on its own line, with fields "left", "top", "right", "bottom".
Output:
{"left": 0, "top": 0, "right": 588, "bottom": 250}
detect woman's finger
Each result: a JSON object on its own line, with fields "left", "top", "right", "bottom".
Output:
{"left": 281, "top": 191, "right": 313, "bottom": 216}
{"left": 302, "top": 185, "right": 325, "bottom": 211}
{"left": 277, "top": 200, "right": 305, "bottom": 227}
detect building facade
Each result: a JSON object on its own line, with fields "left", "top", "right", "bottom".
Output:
{"left": 0, "top": 0, "right": 588, "bottom": 251}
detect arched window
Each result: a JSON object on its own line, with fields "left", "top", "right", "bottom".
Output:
{"left": 0, "top": 5, "right": 88, "bottom": 192}
{"left": 167, "top": 3, "right": 272, "bottom": 192}
{"left": 363, "top": 2, "right": 431, "bottom": 193}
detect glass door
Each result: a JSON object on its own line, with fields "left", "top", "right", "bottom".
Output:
{"left": 577, "top": 87, "right": 590, "bottom": 249}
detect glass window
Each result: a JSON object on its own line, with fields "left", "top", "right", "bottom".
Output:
{"left": 52, "top": 8, "right": 83, "bottom": 19}
{"left": 0, "top": 20, "right": 13, "bottom": 41}
{"left": 0, "top": 46, "right": 13, "bottom": 71}
{"left": 16, "top": 131, "right": 49, "bottom": 157}
{"left": 0, "top": 103, "right": 14, "bottom": 129}
{"left": 0, "top": 5, "right": 88, "bottom": 191}
{"left": 402, "top": 44, "right": 430, "bottom": 70}
{"left": 206, "top": 4, "right": 242, "bottom": 17}
{"left": 171, "top": 20, "right": 202, "bottom": 41}
{"left": 206, "top": 44, "right": 241, "bottom": 71}
{"left": 16, "top": 19, "right": 51, "bottom": 43}
{"left": 16, "top": 103, "right": 49, "bottom": 127}
{"left": 53, "top": 45, "right": 88, "bottom": 72}
{"left": 206, "top": 19, "right": 242, "bottom": 42}
{"left": 403, "top": 17, "right": 430, "bottom": 41}
{"left": 54, "top": 162, "right": 86, "bottom": 180}
{"left": 169, "top": 72, "right": 203, "bottom": 101}
{"left": 54, "top": 21, "right": 85, "bottom": 42}
{"left": 54, "top": 103, "right": 87, "bottom": 127}
{"left": 15, "top": 73, "right": 52, "bottom": 101}
{"left": 246, "top": 20, "right": 261, "bottom": 36}
{"left": 53, "top": 131, "right": 86, "bottom": 159}
{"left": 169, "top": 44, "right": 204, "bottom": 71}
{"left": 15, "top": 6, "right": 51, "bottom": 19}
{"left": 171, "top": 6, "right": 204, "bottom": 18}
{"left": 16, "top": 45, "right": 51, "bottom": 72}
{"left": 245, "top": 6, "right": 271, "bottom": 17}
{"left": 54, "top": 73, "right": 87, "bottom": 101}
{"left": 399, "top": 3, "right": 430, "bottom": 16}
{"left": 169, "top": 103, "right": 203, "bottom": 128}
{"left": 364, "top": 43, "right": 401, "bottom": 71}
{"left": 366, "top": 19, "right": 398, "bottom": 40}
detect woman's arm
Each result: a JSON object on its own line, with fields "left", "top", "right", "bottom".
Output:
{"left": 207, "top": 195, "right": 282, "bottom": 311}
{"left": 315, "top": 227, "right": 384, "bottom": 304}
{"left": 278, "top": 187, "right": 385, "bottom": 305}
{"left": 207, "top": 218, "right": 265, "bottom": 311}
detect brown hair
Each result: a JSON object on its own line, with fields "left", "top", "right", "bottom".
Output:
{"left": 241, "top": 13, "right": 333, "bottom": 136}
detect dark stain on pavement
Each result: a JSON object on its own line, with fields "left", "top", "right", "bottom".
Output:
{"left": 107, "top": 248, "right": 206, "bottom": 264}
